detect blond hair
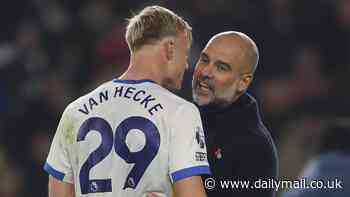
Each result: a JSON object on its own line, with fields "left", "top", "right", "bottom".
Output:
{"left": 126, "top": 6, "right": 192, "bottom": 52}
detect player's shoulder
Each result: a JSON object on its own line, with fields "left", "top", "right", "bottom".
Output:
{"left": 63, "top": 81, "right": 112, "bottom": 115}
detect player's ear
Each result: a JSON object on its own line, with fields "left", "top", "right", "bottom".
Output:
{"left": 163, "top": 37, "right": 175, "bottom": 62}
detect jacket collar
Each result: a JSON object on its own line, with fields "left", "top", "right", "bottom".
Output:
{"left": 198, "top": 93, "right": 262, "bottom": 127}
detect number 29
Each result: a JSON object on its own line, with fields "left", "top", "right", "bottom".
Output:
{"left": 77, "top": 116, "right": 160, "bottom": 194}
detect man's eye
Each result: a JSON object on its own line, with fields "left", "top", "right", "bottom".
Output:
{"left": 217, "top": 64, "right": 228, "bottom": 71}
{"left": 200, "top": 57, "right": 209, "bottom": 64}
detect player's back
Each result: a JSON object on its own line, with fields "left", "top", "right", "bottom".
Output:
{"left": 44, "top": 79, "right": 210, "bottom": 197}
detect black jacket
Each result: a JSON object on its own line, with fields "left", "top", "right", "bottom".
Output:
{"left": 200, "top": 93, "right": 278, "bottom": 197}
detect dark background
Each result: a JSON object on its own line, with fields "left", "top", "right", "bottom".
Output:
{"left": 1, "top": 0, "right": 350, "bottom": 196}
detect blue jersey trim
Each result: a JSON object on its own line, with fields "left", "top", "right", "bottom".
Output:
{"left": 44, "top": 162, "right": 65, "bottom": 181}
{"left": 112, "top": 79, "right": 156, "bottom": 84}
{"left": 171, "top": 165, "right": 211, "bottom": 183}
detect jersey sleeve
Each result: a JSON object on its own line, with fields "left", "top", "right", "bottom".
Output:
{"left": 168, "top": 103, "right": 211, "bottom": 183}
{"left": 43, "top": 107, "right": 74, "bottom": 183}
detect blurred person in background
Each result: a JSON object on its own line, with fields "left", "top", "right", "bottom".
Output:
{"left": 282, "top": 120, "right": 349, "bottom": 197}
{"left": 44, "top": 5, "right": 210, "bottom": 197}
{"left": 0, "top": 147, "right": 25, "bottom": 197}
{"left": 192, "top": 31, "right": 278, "bottom": 197}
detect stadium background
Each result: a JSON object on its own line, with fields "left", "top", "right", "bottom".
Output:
{"left": 1, "top": 0, "right": 349, "bottom": 196}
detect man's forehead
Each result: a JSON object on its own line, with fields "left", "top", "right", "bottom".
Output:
{"left": 203, "top": 39, "right": 244, "bottom": 66}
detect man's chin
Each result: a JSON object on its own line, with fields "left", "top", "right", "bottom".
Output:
{"left": 175, "top": 83, "right": 182, "bottom": 90}
{"left": 163, "top": 81, "right": 181, "bottom": 92}
{"left": 193, "top": 94, "right": 212, "bottom": 106}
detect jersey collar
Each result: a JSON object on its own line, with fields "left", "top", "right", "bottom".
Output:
{"left": 112, "top": 79, "right": 157, "bottom": 84}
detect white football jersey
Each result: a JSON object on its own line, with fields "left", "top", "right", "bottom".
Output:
{"left": 44, "top": 79, "right": 210, "bottom": 197}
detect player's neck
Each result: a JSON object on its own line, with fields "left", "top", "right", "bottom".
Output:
{"left": 119, "top": 50, "right": 166, "bottom": 85}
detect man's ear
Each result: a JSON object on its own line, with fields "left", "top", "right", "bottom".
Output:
{"left": 238, "top": 74, "right": 253, "bottom": 92}
{"left": 163, "top": 38, "right": 175, "bottom": 62}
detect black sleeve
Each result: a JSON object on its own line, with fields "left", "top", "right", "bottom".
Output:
{"left": 231, "top": 135, "right": 278, "bottom": 197}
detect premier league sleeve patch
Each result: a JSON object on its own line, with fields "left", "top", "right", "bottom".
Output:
{"left": 195, "top": 126, "right": 206, "bottom": 149}
{"left": 194, "top": 126, "right": 207, "bottom": 161}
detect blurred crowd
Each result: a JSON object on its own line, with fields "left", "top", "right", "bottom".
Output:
{"left": 1, "top": 0, "right": 350, "bottom": 196}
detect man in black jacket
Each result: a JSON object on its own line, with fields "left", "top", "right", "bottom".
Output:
{"left": 192, "top": 31, "right": 278, "bottom": 197}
